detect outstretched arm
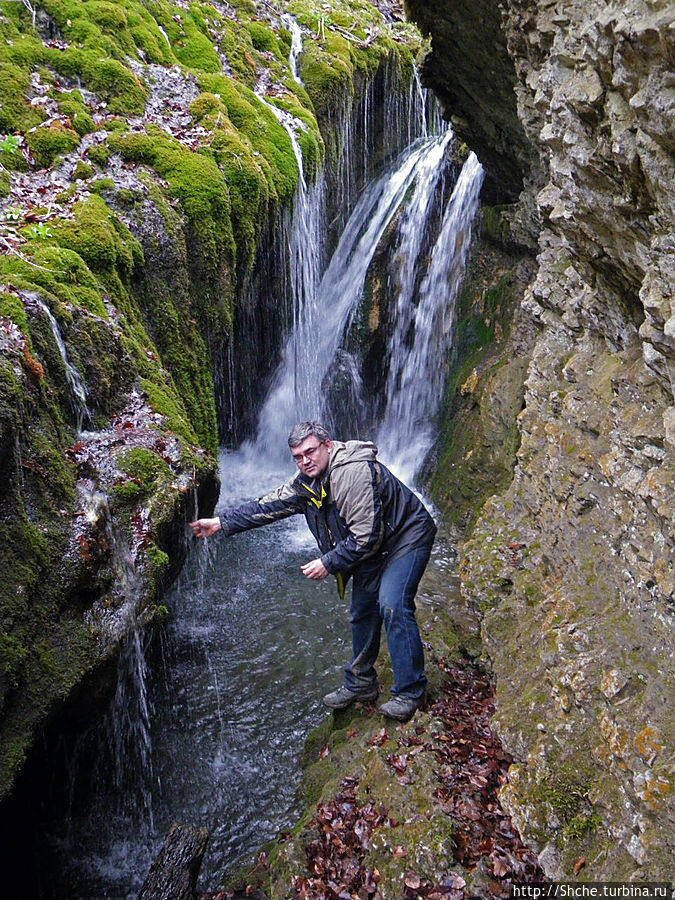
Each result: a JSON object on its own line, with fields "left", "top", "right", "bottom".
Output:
{"left": 189, "top": 517, "right": 221, "bottom": 538}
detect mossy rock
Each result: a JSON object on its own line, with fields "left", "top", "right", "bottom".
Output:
{"left": 72, "top": 160, "right": 95, "bottom": 180}
{"left": 50, "top": 194, "right": 144, "bottom": 276}
{"left": 115, "top": 446, "right": 173, "bottom": 496}
{"left": 199, "top": 75, "right": 299, "bottom": 204}
{"left": 248, "top": 20, "right": 282, "bottom": 56}
{"left": 171, "top": 14, "right": 222, "bottom": 73}
{"left": 54, "top": 89, "right": 96, "bottom": 137}
{"left": 86, "top": 143, "right": 111, "bottom": 168}
{"left": 1, "top": 244, "right": 109, "bottom": 318}
{"left": 25, "top": 121, "right": 80, "bottom": 168}
{"left": 140, "top": 376, "right": 199, "bottom": 448}
{"left": 0, "top": 61, "right": 47, "bottom": 133}
{"left": 297, "top": 37, "right": 354, "bottom": 120}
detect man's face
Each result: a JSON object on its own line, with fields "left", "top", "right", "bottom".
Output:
{"left": 291, "top": 435, "right": 333, "bottom": 478}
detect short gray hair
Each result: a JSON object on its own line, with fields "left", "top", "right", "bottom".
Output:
{"left": 288, "top": 420, "right": 331, "bottom": 448}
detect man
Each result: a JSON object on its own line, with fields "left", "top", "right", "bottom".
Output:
{"left": 190, "top": 421, "right": 436, "bottom": 722}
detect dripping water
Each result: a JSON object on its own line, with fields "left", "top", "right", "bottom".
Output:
{"left": 34, "top": 297, "right": 91, "bottom": 431}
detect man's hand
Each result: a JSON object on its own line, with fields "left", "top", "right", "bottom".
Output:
{"left": 189, "top": 517, "right": 221, "bottom": 538}
{"left": 301, "top": 558, "right": 329, "bottom": 580}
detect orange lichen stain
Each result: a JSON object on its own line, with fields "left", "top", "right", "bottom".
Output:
{"left": 23, "top": 345, "right": 45, "bottom": 380}
{"left": 638, "top": 772, "right": 671, "bottom": 811}
{"left": 600, "top": 711, "right": 630, "bottom": 757}
{"left": 633, "top": 726, "right": 664, "bottom": 764}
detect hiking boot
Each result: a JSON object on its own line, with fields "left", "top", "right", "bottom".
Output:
{"left": 322, "top": 684, "right": 379, "bottom": 710}
{"left": 379, "top": 694, "right": 425, "bottom": 722}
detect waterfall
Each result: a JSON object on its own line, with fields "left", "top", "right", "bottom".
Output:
{"left": 251, "top": 128, "right": 455, "bottom": 464}
{"left": 253, "top": 90, "right": 327, "bottom": 462}
{"left": 35, "top": 297, "right": 91, "bottom": 431}
{"left": 377, "top": 152, "right": 485, "bottom": 483}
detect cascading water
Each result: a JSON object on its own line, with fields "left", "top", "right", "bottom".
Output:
{"left": 377, "top": 152, "right": 485, "bottom": 483}
{"left": 281, "top": 13, "right": 304, "bottom": 84}
{"left": 25, "top": 27, "right": 485, "bottom": 896}
{"left": 252, "top": 128, "right": 455, "bottom": 465}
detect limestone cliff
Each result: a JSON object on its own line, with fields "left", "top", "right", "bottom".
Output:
{"left": 409, "top": 0, "right": 674, "bottom": 881}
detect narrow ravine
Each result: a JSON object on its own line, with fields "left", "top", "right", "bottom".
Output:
{"left": 20, "top": 63, "right": 486, "bottom": 900}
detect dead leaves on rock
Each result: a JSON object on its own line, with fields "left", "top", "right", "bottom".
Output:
{"left": 428, "top": 662, "right": 544, "bottom": 890}
{"left": 291, "top": 660, "right": 545, "bottom": 899}
{"left": 205, "top": 661, "right": 544, "bottom": 900}
{"left": 293, "top": 775, "right": 386, "bottom": 899}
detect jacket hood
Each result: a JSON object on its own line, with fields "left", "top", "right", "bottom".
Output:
{"left": 327, "top": 440, "right": 378, "bottom": 473}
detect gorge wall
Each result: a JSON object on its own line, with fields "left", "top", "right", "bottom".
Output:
{"left": 408, "top": 0, "right": 674, "bottom": 881}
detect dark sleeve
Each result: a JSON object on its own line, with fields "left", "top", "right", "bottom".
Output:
{"left": 219, "top": 480, "right": 304, "bottom": 536}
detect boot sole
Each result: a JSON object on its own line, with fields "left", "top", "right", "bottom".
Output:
{"left": 322, "top": 692, "right": 379, "bottom": 710}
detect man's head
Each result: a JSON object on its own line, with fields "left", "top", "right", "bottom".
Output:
{"left": 288, "top": 421, "right": 333, "bottom": 478}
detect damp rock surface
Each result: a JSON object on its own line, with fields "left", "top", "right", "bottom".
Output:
{"left": 408, "top": 0, "right": 674, "bottom": 882}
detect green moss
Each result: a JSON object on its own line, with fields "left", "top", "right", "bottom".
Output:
{"left": 109, "top": 478, "right": 146, "bottom": 504}
{"left": 86, "top": 144, "right": 111, "bottom": 167}
{"left": 107, "top": 127, "right": 234, "bottom": 263}
{"left": 25, "top": 121, "right": 81, "bottom": 168}
{"left": 50, "top": 194, "right": 144, "bottom": 276}
{"left": 172, "top": 13, "right": 221, "bottom": 73}
{"left": 145, "top": 542, "right": 170, "bottom": 589}
{"left": 89, "top": 176, "right": 115, "bottom": 194}
{"left": 298, "top": 37, "right": 353, "bottom": 120}
{"left": 189, "top": 92, "right": 229, "bottom": 123}
{"left": 0, "top": 633, "right": 28, "bottom": 689}
{"left": 72, "top": 160, "right": 95, "bottom": 180}
{"left": 563, "top": 811, "right": 602, "bottom": 841}
{"left": 116, "top": 446, "right": 173, "bottom": 489}
{"left": 199, "top": 76, "right": 299, "bottom": 203}
{"left": 248, "top": 21, "right": 281, "bottom": 56}
{"left": 0, "top": 61, "right": 46, "bottom": 133}
{"left": 140, "top": 376, "right": 199, "bottom": 447}
{"left": 0, "top": 141, "right": 30, "bottom": 174}
{"left": 1, "top": 243, "right": 109, "bottom": 318}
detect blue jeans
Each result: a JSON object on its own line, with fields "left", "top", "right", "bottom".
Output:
{"left": 344, "top": 545, "right": 431, "bottom": 699}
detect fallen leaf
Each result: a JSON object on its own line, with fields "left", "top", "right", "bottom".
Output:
{"left": 574, "top": 856, "right": 587, "bottom": 875}
{"left": 368, "top": 727, "right": 389, "bottom": 747}
{"left": 404, "top": 871, "right": 421, "bottom": 890}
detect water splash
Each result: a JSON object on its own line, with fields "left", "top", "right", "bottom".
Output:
{"left": 377, "top": 152, "right": 485, "bottom": 482}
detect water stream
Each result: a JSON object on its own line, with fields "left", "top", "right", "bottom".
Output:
{"left": 35, "top": 296, "right": 91, "bottom": 432}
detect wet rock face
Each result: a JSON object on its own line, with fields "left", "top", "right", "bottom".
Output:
{"left": 410, "top": 0, "right": 673, "bottom": 882}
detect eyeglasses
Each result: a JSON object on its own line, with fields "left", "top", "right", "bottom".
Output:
{"left": 292, "top": 443, "right": 324, "bottom": 464}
